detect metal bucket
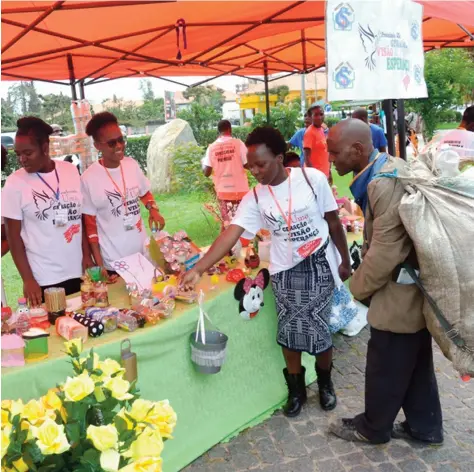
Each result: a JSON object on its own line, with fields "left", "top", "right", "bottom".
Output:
{"left": 190, "top": 330, "right": 228, "bottom": 374}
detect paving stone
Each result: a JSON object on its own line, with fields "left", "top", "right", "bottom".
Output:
{"left": 362, "top": 445, "right": 389, "bottom": 463}
{"left": 329, "top": 438, "right": 357, "bottom": 455}
{"left": 378, "top": 463, "right": 402, "bottom": 472}
{"left": 314, "top": 458, "right": 346, "bottom": 472}
{"left": 432, "top": 464, "right": 458, "bottom": 472}
{"left": 339, "top": 452, "right": 369, "bottom": 467}
{"left": 397, "top": 459, "right": 428, "bottom": 472}
{"left": 387, "top": 444, "right": 415, "bottom": 460}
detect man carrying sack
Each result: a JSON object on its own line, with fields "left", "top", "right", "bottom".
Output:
{"left": 325, "top": 119, "right": 443, "bottom": 446}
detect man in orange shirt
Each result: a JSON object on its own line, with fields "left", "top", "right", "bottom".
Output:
{"left": 303, "top": 106, "right": 331, "bottom": 178}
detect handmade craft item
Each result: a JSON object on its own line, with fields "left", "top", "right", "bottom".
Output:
{"left": 121, "top": 338, "right": 138, "bottom": 384}
{"left": 72, "top": 313, "right": 104, "bottom": 337}
{"left": 117, "top": 312, "right": 138, "bottom": 332}
{"left": 44, "top": 287, "right": 67, "bottom": 324}
{"left": 1, "top": 334, "right": 25, "bottom": 367}
{"left": 175, "top": 289, "right": 198, "bottom": 304}
{"left": 56, "top": 316, "right": 89, "bottom": 342}
{"left": 1, "top": 307, "right": 12, "bottom": 334}
{"left": 94, "top": 282, "right": 109, "bottom": 308}
{"left": 234, "top": 269, "right": 270, "bottom": 320}
{"left": 226, "top": 269, "right": 245, "bottom": 283}
{"left": 22, "top": 328, "right": 50, "bottom": 362}
{"left": 29, "top": 307, "right": 50, "bottom": 330}
{"left": 81, "top": 278, "right": 96, "bottom": 307}
{"left": 244, "top": 242, "right": 260, "bottom": 270}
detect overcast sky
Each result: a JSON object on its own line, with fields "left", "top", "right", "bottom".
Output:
{"left": 0, "top": 76, "right": 246, "bottom": 104}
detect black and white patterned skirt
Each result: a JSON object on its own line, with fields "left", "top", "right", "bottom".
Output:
{"left": 271, "top": 245, "right": 335, "bottom": 355}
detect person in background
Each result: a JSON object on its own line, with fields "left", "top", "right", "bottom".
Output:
{"left": 51, "top": 124, "right": 63, "bottom": 137}
{"left": 2, "top": 117, "right": 90, "bottom": 306}
{"left": 202, "top": 119, "right": 249, "bottom": 230}
{"left": 183, "top": 126, "right": 351, "bottom": 417}
{"left": 457, "top": 106, "right": 474, "bottom": 132}
{"left": 283, "top": 151, "right": 301, "bottom": 168}
{"left": 303, "top": 106, "right": 331, "bottom": 178}
{"left": 341, "top": 108, "right": 347, "bottom": 119}
{"left": 1, "top": 145, "right": 9, "bottom": 306}
{"left": 288, "top": 111, "right": 312, "bottom": 166}
{"left": 352, "top": 108, "right": 388, "bottom": 153}
{"left": 327, "top": 119, "right": 443, "bottom": 446}
{"left": 82, "top": 112, "right": 165, "bottom": 278}
{"left": 368, "top": 105, "right": 375, "bottom": 123}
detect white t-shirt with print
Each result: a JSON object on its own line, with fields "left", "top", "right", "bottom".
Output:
{"left": 81, "top": 157, "right": 150, "bottom": 270}
{"left": 232, "top": 168, "right": 338, "bottom": 275}
{"left": 1, "top": 160, "right": 83, "bottom": 286}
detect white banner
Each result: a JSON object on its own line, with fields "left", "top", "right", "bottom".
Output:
{"left": 326, "top": 0, "right": 428, "bottom": 101}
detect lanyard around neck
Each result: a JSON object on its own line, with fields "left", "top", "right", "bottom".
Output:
{"left": 101, "top": 160, "right": 128, "bottom": 213}
{"left": 267, "top": 170, "right": 292, "bottom": 240}
{"left": 36, "top": 167, "right": 60, "bottom": 201}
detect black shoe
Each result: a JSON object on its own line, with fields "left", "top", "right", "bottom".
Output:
{"left": 316, "top": 363, "right": 337, "bottom": 411}
{"left": 329, "top": 418, "right": 372, "bottom": 443}
{"left": 282, "top": 367, "right": 307, "bottom": 418}
{"left": 392, "top": 421, "right": 444, "bottom": 446}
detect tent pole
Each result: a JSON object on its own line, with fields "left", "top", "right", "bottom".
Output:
{"left": 301, "top": 74, "right": 306, "bottom": 116}
{"left": 382, "top": 100, "right": 395, "bottom": 155}
{"left": 397, "top": 99, "right": 407, "bottom": 160}
{"left": 79, "top": 80, "right": 85, "bottom": 100}
{"left": 67, "top": 54, "right": 77, "bottom": 101}
{"left": 264, "top": 60, "right": 270, "bottom": 124}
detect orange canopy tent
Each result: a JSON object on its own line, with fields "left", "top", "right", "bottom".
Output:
{"left": 1, "top": 0, "right": 473, "bottom": 90}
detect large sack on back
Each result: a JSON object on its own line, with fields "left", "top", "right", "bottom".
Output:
{"left": 392, "top": 151, "right": 474, "bottom": 376}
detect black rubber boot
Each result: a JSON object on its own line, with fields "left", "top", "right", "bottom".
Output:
{"left": 282, "top": 367, "right": 307, "bottom": 418}
{"left": 316, "top": 363, "right": 337, "bottom": 411}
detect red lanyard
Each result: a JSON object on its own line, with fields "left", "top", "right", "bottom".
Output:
{"left": 267, "top": 170, "right": 292, "bottom": 241}
{"left": 101, "top": 159, "right": 128, "bottom": 214}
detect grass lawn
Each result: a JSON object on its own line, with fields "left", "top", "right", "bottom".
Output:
{"left": 436, "top": 122, "right": 457, "bottom": 131}
{"left": 1, "top": 171, "right": 352, "bottom": 305}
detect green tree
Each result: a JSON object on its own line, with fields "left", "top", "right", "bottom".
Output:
{"left": 177, "top": 102, "right": 220, "bottom": 145}
{"left": 251, "top": 102, "right": 301, "bottom": 140}
{"left": 269, "top": 85, "right": 290, "bottom": 103}
{"left": 6, "top": 81, "right": 42, "bottom": 116}
{"left": 1, "top": 98, "right": 17, "bottom": 131}
{"left": 39, "top": 92, "right": 72, "bottom": 129}
{"left": 406, "top": 49, "right": 474, "bottom": 139}
{"left": 139, "top": 79, "right": 155, "bottom": 102}
{"left": 183, "top": 85, "right": 225, "bottom": 112}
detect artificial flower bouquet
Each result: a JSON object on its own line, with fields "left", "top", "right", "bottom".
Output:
{"left": 1, "top": 339, "right": 176, "bottom": 472}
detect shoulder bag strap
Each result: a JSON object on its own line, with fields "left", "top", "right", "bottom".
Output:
{"left": 301, "top": 167, "right": 318, "bottom": 203}
{"left": 253, "top": 187, "right": 259, "bottom": 205}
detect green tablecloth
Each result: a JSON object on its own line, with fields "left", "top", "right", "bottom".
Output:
{"left": 1, "top": 275, "right": 317, "bottom": 472}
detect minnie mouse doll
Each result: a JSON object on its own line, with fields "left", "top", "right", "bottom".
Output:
{"left": 234, "top": 268, "right": 270, "bottom": 320}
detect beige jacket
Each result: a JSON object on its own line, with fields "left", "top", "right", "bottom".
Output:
{"left": 349, "top": 157, "right": 425, "bottom": 334}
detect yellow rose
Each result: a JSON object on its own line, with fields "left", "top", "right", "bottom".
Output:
{"left": 99, "top": 359, "right": 125, "bottom": 380}
{"left": 64, "top": 338, "right": 83, "bottom": 356}
{"left": 128, "top": 399, "right": 154, "bottom": 423}
{"left": 86, "top": 424, "right": 118, "bottom": 452}
{"left": 105, "top": 377, "right": 133, "bottom": 401}
{"left": 31, "top": 419, "right": 70, "bottom": 455}
{"left": 148, "top": 401, "right": 177, "bottom": 439}
{"left": 1, "top": 399, "right": 24, "bottom": 427}
{"left": 41, "top": 390, "right": 67, "bottom": 423}
{"left": 119, "top": 457, "right": 163, "bottom": 472}
{"left": 5, "top": 457, "right": 29, "bottom": 472}
{"left": 1, "top": 424, "right": 11, "bottom": 459}
{"left": 116, "top": 408, "right": 134, "bottom": 430}
{"left": 22, "top": 399, "right": 56, "bottom": 426}
{"left": 73, "top": 352, "right": 99, "bottom": 372}
{"left": 123, "top": 427, "right": 163, "bottom": 462}
{"left": 63, "top": 372, "right": 95, "bottom": 402}
{"left": 100, "top": 449, "right": 121, "bottom": 472}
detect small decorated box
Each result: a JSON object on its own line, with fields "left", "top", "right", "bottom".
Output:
{"left": 56, "top": 316, "right": 88, "bottom": 342}
{"left": 22, "top": 328, "right": 50, "bottom": 363}
{"left": 1, "top": 334, "right": 25, "bottom": 367}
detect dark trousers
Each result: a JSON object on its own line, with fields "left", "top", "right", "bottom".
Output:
{"left": 41, "top": 277, "right": 82, "bottom": 301}
{"left": 354, "top": 327, "right": 443, "bottom": 444}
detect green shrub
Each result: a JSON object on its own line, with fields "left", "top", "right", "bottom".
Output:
{"left": 126, "top": 136, "right": 151, "bottom": 172}
{"left": 170, "top": 143, "right": 213, "bottom": 194}
{"left": 325, "top": 116, "right": 341, "bottom": 128}
{"left": 2, "top": 150, "right": 20, "bottom": 183}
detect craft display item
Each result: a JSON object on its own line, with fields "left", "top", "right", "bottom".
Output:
{"left": 1, "top": 334, "right": 25, "bottom": 367}
{"left": 44, "top": 288, "right": 67, "bottom": 325}
{"left": 86, "top": 307, "right": 119, "bottom": 333}
{"left": 56, "top": 316, "right": 88, "bottom": 342}
{"left": 72, "top": 313, "right": 104, "bottom": 338}
{"left": 156, "top": 298, "right": 175, "bottom": 319}
{"left": 22, "top": 328, "right": 50, "bottom": 362}
{"left": 143, "top": 307, "right": 160, "bottom": 325}
{"left": 223, "top": 255, "right": 239, "bottom": 269}
{"left": 117, "top": 312, "right": 138, "bottom": 332}
{"left": 234, "top": 269, "right": 270, "bottom": 320}
{"left": 210, "top": 274, "right": 219, "bottom": 289}
{"left": 121, "top": 338, "right": 138, "bottom": 384}
{"left": 29, "top": 307, "right": 50, "bottom": 330}
{"left": 122, "top": 310, "right": 146, "bottom": 328}
{"left": 244, "top": 243, "right": 260, "bottom": 270}
{"left": 175, "top": 290, "right": 198, "bottom": 304}
{"left": 14, "top": 312, "right": 31, "bottom": 336}
{"left": 152, "top": 274, "right": 178, "bottom": 296}
{"left": 155, "top": 231, "right": 201, "bottom": 274}
{"left": 81, "top": 279, "right": 96, "bottom": 307}
{"left": 1, "top": 307, "right": 12, "bottom": 334}
{"left": 226, "top": 269, "right": 245, "bottom": 284}
{"left": 94, "top": 282, "right": 109, "bottom": 307}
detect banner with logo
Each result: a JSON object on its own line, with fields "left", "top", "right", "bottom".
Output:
{"left": 326, "top": 0, "right": 427, "bottom": 101}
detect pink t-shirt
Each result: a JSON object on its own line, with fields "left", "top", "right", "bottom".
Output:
{"left": 203, "top": 136, "right": 249, "bottom": 201}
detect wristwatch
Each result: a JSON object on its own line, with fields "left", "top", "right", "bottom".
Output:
{"left": 145, "top": 201, "right": 159, "bottom": 211}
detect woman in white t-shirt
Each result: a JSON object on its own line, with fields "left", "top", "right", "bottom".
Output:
{"left": 2, "top": 117, "right": 90, "bottom": 306}
{"left": 81, "top": 112, "right": 165, "bottom": 277}
{"left": 182, "top": 127, "right": 351, "bottom": 417}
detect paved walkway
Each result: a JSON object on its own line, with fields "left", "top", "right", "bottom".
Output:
{"left": 184, "top": 328, "right": 474, "bottom": 472}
